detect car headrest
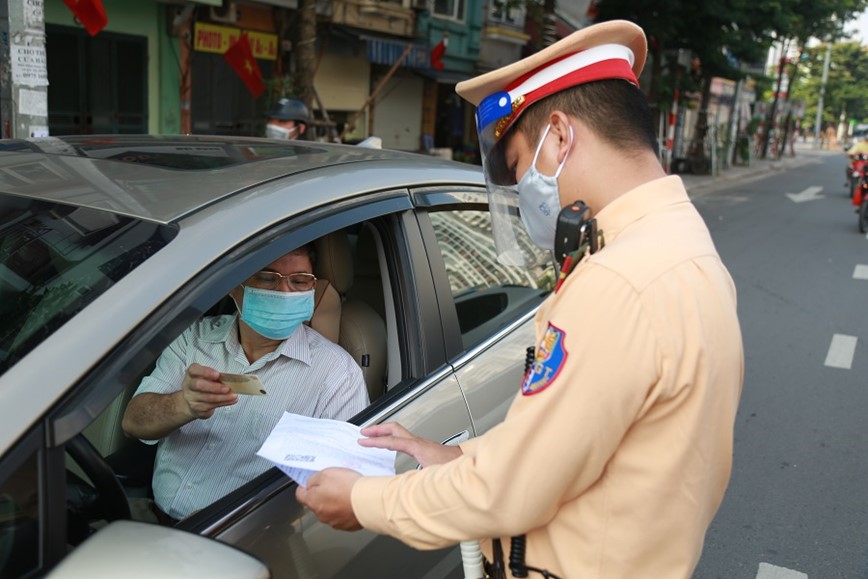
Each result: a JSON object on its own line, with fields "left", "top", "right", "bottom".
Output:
{"left": 315, "top": 231, "right": 354, "bottom": 295}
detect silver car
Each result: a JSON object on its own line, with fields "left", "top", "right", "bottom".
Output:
{"left": 0, "top": 136, "right": 554, "bottom": 578}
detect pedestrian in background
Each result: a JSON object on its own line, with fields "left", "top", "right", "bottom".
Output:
{"left": 265, "top": 97, "right": 310, "bottom": 140}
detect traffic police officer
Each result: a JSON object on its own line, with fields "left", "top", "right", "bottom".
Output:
{"left": 265, "top": 97, "right": 310, "bottom": 140}
{"left": 297, "top": 20, "right": 744, "bottom": 579}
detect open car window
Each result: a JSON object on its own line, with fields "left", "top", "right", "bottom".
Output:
{"left": 63, "top": 208, "right": 409, "bottom": 534}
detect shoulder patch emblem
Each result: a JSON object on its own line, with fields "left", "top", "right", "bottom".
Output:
{"left": 522, "top": 323, "right": 568, "bottom": 396}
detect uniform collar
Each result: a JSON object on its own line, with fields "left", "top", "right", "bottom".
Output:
{"left": 593, "top": 175, "right": 689, "bottom": 243}
{"left": 202, "top": 314, "right": 312, "bottom": 366}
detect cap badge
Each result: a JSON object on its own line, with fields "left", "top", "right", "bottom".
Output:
{"left": 493, "top": 95, "right": 525, "bottom": 139}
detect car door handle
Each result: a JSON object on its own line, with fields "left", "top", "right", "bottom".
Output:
{"left": 442, "top": 430, "right": 470, "bottom": 446}
{"left": 416, "top": 430, "right": 471, "bottom": 470}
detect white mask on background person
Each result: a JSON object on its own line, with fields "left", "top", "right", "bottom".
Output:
{"left": 265, "top": 124, "right": 299, "bottom": 140}
{"left": 516, "top": 123, "right": 573, "bottom": 250}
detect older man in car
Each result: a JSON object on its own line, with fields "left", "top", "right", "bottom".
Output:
{"left": 122, "top": 243, "right": 369, "bottom": 523}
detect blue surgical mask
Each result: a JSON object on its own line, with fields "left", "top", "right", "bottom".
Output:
{"left": 517, "top": 124, "right": 573, "bottom": 250}
{"left": 239, "top": 287, "right": 314, "bottom": 340}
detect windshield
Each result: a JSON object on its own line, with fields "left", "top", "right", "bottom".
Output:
{"left": 0, "top": 194, "right": 177, "bottom": 373}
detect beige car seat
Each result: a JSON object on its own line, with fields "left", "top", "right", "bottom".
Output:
{"left": 310, "top": 279, "right": 340, "bottom": 343}
{"left": 347, "top": 223, "right": 386, "bottom": 320}
{"left": 315, "top": 230, "right": 387, "bottom": 402}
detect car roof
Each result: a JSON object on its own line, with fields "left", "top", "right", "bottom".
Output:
{"left": 0, "top": 135, "right": 480, "bottom": 223}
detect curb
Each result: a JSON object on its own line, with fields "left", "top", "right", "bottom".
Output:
{"left": 680, "top": 153, "right": 825, "bottom": 196}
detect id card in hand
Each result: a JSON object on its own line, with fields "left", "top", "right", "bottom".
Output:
{"left": 219, "top": 373, "right": 267, "bottom": 396}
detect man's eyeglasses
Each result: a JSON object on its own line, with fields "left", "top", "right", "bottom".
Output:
{"left": 248, "top": 271, "right": 317, "bottom": 291}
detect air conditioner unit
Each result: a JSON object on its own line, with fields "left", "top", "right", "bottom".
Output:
{"left": 210, "top": 3, "right": 239, "bottom": 24}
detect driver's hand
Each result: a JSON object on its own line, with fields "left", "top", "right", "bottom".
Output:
{"left": 181, "top": 363, "right": 237, "bottom": 419}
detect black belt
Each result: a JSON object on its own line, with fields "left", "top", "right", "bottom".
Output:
{"left": 150, "top": 501, "right": 179, "bottom": 526}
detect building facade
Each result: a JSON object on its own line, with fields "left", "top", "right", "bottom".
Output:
{"left": 43, "top": 0, "right": 184, "bottom": 135}
{"left": 5, "top": 0, "right": 602, "bottom": 158}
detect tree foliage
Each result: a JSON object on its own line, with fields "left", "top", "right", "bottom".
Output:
{"left": 590, "top": 0, "right": 867, "bottom": 160}
{"left": 791, "top": 41, "right": 868, "bottom": 128}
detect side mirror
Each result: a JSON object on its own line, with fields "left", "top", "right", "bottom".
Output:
{"left": 47, "top": 520, "right": 269, "bottom": 579}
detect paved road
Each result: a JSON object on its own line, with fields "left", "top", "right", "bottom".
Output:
{"left": 687, "top": 148, "right": 868, "bottom": 579}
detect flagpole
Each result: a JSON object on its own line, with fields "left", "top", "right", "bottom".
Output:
{"left": 339, "top": 43, "right": 413, "bottom": 142}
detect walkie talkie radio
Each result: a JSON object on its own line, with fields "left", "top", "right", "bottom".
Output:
{"left": 554, "top": 200, "right": 598, "bottom": 268}
{"left": 552, "top": 200, "right": 602, "bottom": 293}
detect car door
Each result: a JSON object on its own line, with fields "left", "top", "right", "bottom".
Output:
{"left": 411, "top": 187, "right": 556, "bottom": 435}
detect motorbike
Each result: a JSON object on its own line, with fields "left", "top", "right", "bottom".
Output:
{"left": 848, "top": 153, "right": 868, "bottom": 199}
{"left": 852, "top": 156, "right": 868, "bottom": 233}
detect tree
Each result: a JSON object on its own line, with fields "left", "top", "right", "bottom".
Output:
{"left": 791, "top": 41, "right": 868, "bottom": 131}
{"left": 758, "top": 0, "right": 868, "bottom": 157}
{"left": 593, "top": 0, "right": 868, "bottom": 167}
{"left": 294, "top": 0, "right": 318, "bottom": 122}
{"left": 593, "top": 0, "right": 783, "bottom": 171}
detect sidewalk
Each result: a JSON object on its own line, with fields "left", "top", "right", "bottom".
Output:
{"left": 677, "top": 142, "right": 844, "bottom": 196}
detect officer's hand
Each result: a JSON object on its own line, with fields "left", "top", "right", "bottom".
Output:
{"left": 180, "top": 363, "right": 237, "bottom": 419}
{"left": 359, "top": 423, "right": 462, "bottom": 467}
{"left": 296, "top": 468, "right": 362, "bottom": 531}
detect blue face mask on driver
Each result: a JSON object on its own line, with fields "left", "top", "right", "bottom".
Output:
{"left": 239, "top": 286, "right": 314, "bottom": 340}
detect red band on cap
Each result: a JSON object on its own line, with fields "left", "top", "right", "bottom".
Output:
{"left": 497, "top": 57, "right": 638, "bottom": 138}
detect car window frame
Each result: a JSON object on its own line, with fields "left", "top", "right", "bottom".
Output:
{"left": 411, "top": 187, "right": 490, "bottom": 360}
{"left": 181, "top": 199, "right": 458, "bottom": 537}
{"left": 48, "top": 192, "right": 413, "bottom": 445}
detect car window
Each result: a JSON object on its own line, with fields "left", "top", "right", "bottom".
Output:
{"left": 74, "top": 211, "right": 412, "bottom": 529}
{"left": 428, "top": 209, "right": 555, "bottom": 349}
{"left": 0, "top": 195, "right": 177, "bottom": 373}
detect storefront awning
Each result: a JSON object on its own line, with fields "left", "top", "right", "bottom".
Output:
{"left": 360, "top": 34, "right": 430, "bottom": 70}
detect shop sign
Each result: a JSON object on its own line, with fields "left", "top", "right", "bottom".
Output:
{"left": 11, "top": 43, "right": 48, "bottom": 87}
{"left": 194, "top": 22, "right": 277, "bottom": 61}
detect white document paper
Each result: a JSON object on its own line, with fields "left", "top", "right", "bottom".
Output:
{"left": 257, "top": 412, "right": 396, "bottom": 487}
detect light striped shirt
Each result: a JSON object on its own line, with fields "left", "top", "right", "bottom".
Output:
{"left": 133, "top": 314, "right": 369, "bottom": 519}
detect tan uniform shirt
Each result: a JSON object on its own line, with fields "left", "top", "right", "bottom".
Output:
{"left": 353, "top": 175, "right": 744, "bottom": 578}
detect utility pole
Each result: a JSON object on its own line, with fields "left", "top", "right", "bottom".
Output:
{"left": 0, "top": 0, "right": 49, "bottom": 138}
{"left": 813, "top": 42, "right": 831, "bottom": 149}
{"left": 761, "top": 39, "right": 790, "bottom": 159}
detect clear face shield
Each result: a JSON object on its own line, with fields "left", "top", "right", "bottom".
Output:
{"left": 473, "top": 43, "right": 636, "bottom": 266}
{"left": 476, "top": 93, "right": 544, "bottom": 267}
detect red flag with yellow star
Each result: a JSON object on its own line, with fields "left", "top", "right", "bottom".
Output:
{"left": 223, "top": 33, "right": 265, "bottom": 97}
{"left": 63, "top": 0, "right": 108, "bottom": 37}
